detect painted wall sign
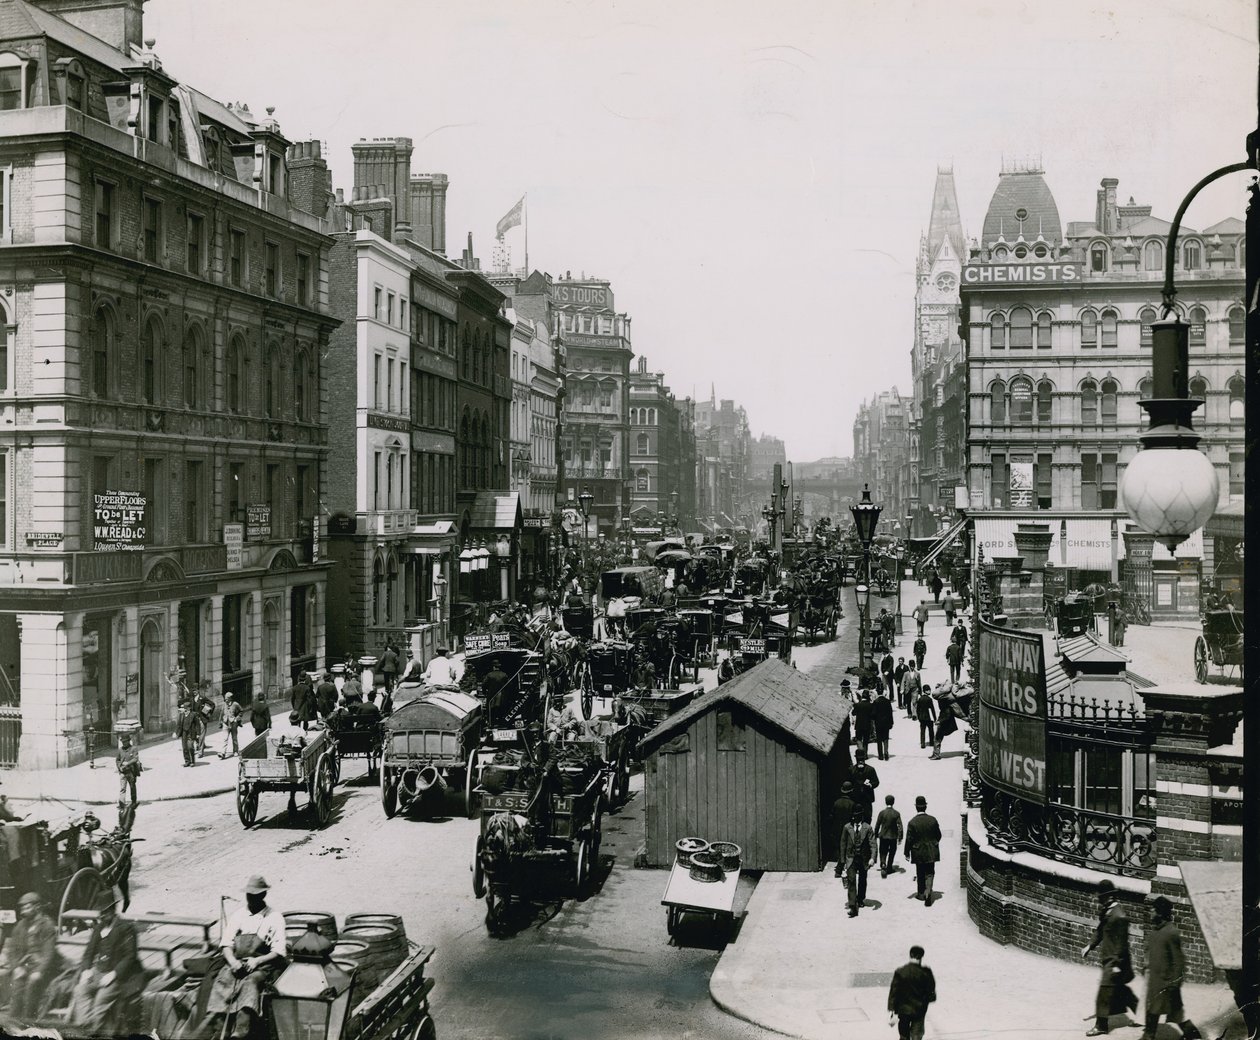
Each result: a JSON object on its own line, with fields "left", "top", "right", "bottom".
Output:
{"left": 224, "top": 523, "right": 244, "bottom": 571}
{"left": 368, "top": 413, "right": 411, "bottom": 434}
{"left": 962, "top": 262, "right": 1083, "bottom": 285}
{"left": 246, "top": 504, "right": 272, "bottom": 541}
{"left": 93, "top": 490, "right": 146, "bottom": 551}
{"left": 553, "top": 283, "right": 613, "bottom": 311}
{"left": 977, "top": 619, "right": 1048, "bottom": 803}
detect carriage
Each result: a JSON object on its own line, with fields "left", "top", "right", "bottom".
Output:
{"left": 732, "top": 559, "right": 770, "bottom": 599}
{"left": 797, "top": 593, "right": 839, "bottom": 644}
{"left": 1194, "top": 607, "right": 1244, "bottom": 684}
{"left": 579, "top": 640, "right": 638, "bottom": 718}
{"left": 325, "top": 711, "right": 384, "bottom": 782}
{"left": 462, "top": 645, "right": 547, "bottom": 733}
{"left": 633, "top": 614, "right": 699, "bottom": 687}
{"left": 726, "top": 599, "right": 795, "bottom": 666}
{"left": 1052, "top": 593, "right": 1096, "bottom": 637}
{"left": 379, "top": 690, "right": 486, "bottom": 819}
{"left": 560, "top": 603, "right": 595, "bottom": 642}
{"left": 235, "top": 729, "right": 337, "bottom": 829}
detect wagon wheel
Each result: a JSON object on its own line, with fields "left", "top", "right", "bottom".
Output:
{"left": 1194, "top": 636, "right": 1209, "bottom": 684}
{"left": 666, "top": 906, "right": 680, "bottom": 937}
{"left": 464, "top": 747, "right": 482, "bottom": 819}
{"left": 236, "top": 783, "right": 259, "bottom": 828}
{"left": 574, "top": 838, "right": 591, "bottom": 895}
{"left": 310, "top": 753, "right": 334, "bottom": 828}
{"left": 59, "top": 866, "right": 109, "bottom": 931}
{"left": 472, "top": 836, "right": 487, "bottom": 899}
{"left": 328, "top": 746, "right": 341, "bottom": 786}
{"left": 380, "top": 766, "right": 398, "bottom": 819}
{"left": 590, "top": 797, "right": 603, "bottom": 863}
{"left": 408, "top": 1014, "right": 437, "bottom": 1040}
{"left": 579, "top": 667, "right": 594, "bottom": 722}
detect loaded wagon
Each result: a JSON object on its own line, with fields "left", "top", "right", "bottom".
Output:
{"left": 236, "top": 730, "right": 337, "bottom": 829}
{"left": 380, "top": 690, "right": 485, "bottom": 819}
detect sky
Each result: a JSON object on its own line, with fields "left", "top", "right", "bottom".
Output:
{"left": 146, "top": 0, "right": 1255, "bottom": 461}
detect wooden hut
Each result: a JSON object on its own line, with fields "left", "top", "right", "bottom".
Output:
{"left": 639, "top": 658, "right": 853, "bottom": 872}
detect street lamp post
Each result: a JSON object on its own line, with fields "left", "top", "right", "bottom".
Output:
{"left": 761, "top": 492, "right": 784, "bottom": 551}
{"left": 577, "top": 485, "right": 595, "bottom": 594}
{"left": 849, "top": 484, "right": 883, "bottom": 671}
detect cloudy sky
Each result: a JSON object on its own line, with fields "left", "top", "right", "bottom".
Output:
{"left": 148, "top": 0, "right": 1255, "bottom": 461}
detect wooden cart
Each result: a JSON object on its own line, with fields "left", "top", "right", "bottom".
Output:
{"left": 662, "top": 857, "right": 740, "bottom": 940}
{"left": 1195, "top": 607, "right": 1244, "bottom": 684}
{"left": 236, "top": 730, "right": 336, "bottom": 829}
{"left": 380, "top": 690, "right": 485, "bottom": 819}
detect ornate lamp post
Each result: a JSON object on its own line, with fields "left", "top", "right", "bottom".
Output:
{"left": 761, "top": 492, "right": 784, "bottom": 549}
{"left": 849, "top": 484, "right": 883, "bottom": 670}
{"left": 577, "top": 485, "right": 595, "bottom": 589}
{"left": 669, "top": 489, "right": 680, "bottom": 533}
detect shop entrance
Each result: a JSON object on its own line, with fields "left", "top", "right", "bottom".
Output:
{"left": 81, "top": 615, "right": 114, "bottom": 731}
{"left": 178, "top": 601, "right": 202, "bottom": 687}
{"left": 139, "top": 619, "right": 164, "bottom": 730}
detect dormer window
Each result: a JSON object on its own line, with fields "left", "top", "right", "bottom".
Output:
{"left": 66, "top": 71, "right": 84, "bottom": 110}
{"left": 265, "top": 151, "right": 283, "bottom": 194}
{"left": 147, "top": 95, "right": 163, "bottom": 142}
{"left": 0, "top": 53, "right": 28, "bottom": 111}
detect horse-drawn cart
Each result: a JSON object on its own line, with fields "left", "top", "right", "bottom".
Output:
{"left": 1195, "top": 607, "right": 1244, "bottom": 684}
{"left": 236, "top": 730, "right": 337, "bottom": 828}
{"left": 380, "top": 690, "right": 485, "bottom": 819}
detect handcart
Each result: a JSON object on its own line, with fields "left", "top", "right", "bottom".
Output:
{"left": 662, "top": 838, "right": 741, "bottom": 941}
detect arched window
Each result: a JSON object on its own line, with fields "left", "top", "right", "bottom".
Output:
{"left": 1080, "top": 310, "right": 1098, "bottom": 348}
{"left": 182, "top": 326, "right": 203, "bottom": 409}
{"left": 1081, "top": 380, "right": 1098, "bottom": 425}
{"left": 636, "top": 433, "right": 649, "bottom": 455}
{"left": 1142, "top": 240, "right": 1163, "bottom": 271}
{"left": 1009, "top": 308, "right": 1033, "bottom": 349}
{"left": 1228, "top": 306, "right": 1244, "bottom": 345}
{"left": 1036, "top": 312, "right": 1052, "bottom": 349}
{"left": 461, "top": 328, "right": 470, "bottom": 378}
{"left": 264, "top": 345, "right": 281, "bottom": 418}
{"left": 1100, "top": 379, "right": 1118, "bottom": 426}
{"left": 1188, "top": 376, "right": 1208, "bottom": 402}
{"left": 636, "top": 467, "right": 649, "bottom": 491}
{"left": 1090, "top": 243, "right": 1109, "bottom": 273}
{"left": 990, "top": 379, "right": 1006, "bottom": 424}
{"left": 480, "top": 346, "right": 489, "bottom": 385}
{"left": 294, "top": 347, "right": 313, "bottom": 423}
{"left": 1037, "top": 380, "right": 1054, "bottom": 424}
{"left": 1100, "top": 310, "right": 1118, "bottom": 348}
{"left": 1228, "top": 377, "right": 1244, "bottom": 422}
{"left": 91, "top": 306, "right": 112, "bottom": 398}
{"left": 1237, "top": 238, "right": 1245, "bottom": 267}
{"left": 649, "top": 407, "right": 657, "bottom": 424}
{"left": 989, "top": 312, "right": 1005, "bottom": 349}
{"left": 459, "top": 410, "right": 470, "bottom": 486}
{"left": 1009, "top": 377, "right": 1034, "bottom": 423}
{"left": 227, "top": 337, "right": 245, "bottom": 414}
{"left": 1189, "top": 306, "right": 1207, "bottom": 348}
{"left": 1137, "top": 377, "right": 1153, "bottom": 400}
{"left": 1138, "top": 307, "right": 1157, "bottom": 348}
{"left": 1182, "top": 240, "right": 1202, "bottom": 271}
{"left": 142, "top": 317, "right": 161, "bottom": 404}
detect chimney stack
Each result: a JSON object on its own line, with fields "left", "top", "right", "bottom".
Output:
{"left": 408, "top": 173, "right": 448, "bottom": 255}
{"left": 351, "top": 137, "right": 413, "bottom": 242}
{"left": 1096, "top": 177, "right": 1120, "bottom": 235}
{"left": 285, "top": 140, "right": 330, "bottom": 220}
{"left": 32, "top": 0, "right": 145, "bottom": 54}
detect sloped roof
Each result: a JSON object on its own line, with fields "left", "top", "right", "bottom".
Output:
{"left": 0, "top": 0, "right": 41, "bottom": 38}
{"left": 1057, "top": 633, "right": 1129, "bottom": 667}
{"left": 1202, "top": 217, "right": 1244, "bottom": 236}
{"left": 982, "top": 170, "right": 1063, "bottom": 245}
{"left": 469, "top": 491, "right": 521, "bottom": 531}
{"left": 927, "top": 168, "right": 967, "bottom": 265}
{"left": 639, "top": 658, "right": 852, "bottom": 758}
{"left": 1120, "top": 215, "right": 1176, "bottom": 238}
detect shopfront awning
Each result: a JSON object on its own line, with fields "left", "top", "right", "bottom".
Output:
{"left": 918, "top": 516, "right": 967, "bottom": 572}
{"left": 469, "top": 492, "right": 522, "bottom": 531}
{"left": 974, "top": 516, "right": 1118, "bottom": 571}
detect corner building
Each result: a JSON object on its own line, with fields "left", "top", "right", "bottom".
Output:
{"left": 0, "top": 0, "right": 337, "bottom": 766}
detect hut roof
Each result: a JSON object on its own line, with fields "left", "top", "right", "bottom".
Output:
{"left": 639, "top": 658, "right": 851, "bottom": 758}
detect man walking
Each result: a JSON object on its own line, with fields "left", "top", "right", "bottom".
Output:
{"left": 116, "top": 733, "right": 140, "bottom": 815}
{"left": 1081, "top": 879, "right": 1137, "bottom": 1035}
{"left": 945, "top": 639, "right": 963, "bottom": 684}
{"left": 952, "top": 619, "right": 969, "bottom": 655}
{"left": 1140, "top": 896, "right": 1201, "bottom": 1040}
{"left": 930, "top": 572, "right": 944, "bottom": 604}
{"left": 850, "top": 748, "right": 880, "bottom": 823}
{"left": 378, "top": 642, "right": 400, "bottom": 695}
{"left": 913, "top": 634, "right": 927, "bottom": 670}
{"left": 831, "top": 781, "right": 859, "bottom": 876}
{"left": 941, "top": 589, "right": 956, "bottom": 627}
{"left": 904, "top": 795, "right": 941, "bottom": 906}
{"left": 888, "top": 945, "right": 936, "bottom": 1040}
{"left": 893, "top": 656, "right": 909, "bottom": 709}
{"left": 175, "top": 698, "right": 199, "bottom": 767}
{"left": 852, "top": 689, "right": 874, "bottom": 758}
{"left": 880, "top": 609, "right": 896, "bottom": 653}
{"left": 837, "top": 807, "right": 875, "bottom": 917}
{"left": 916, "top": 683, "right": 937, "bottom": 749}
{"left": 901, "top": 662, "right": 921, "bottom": 719}
{"left": 879, "top": 650, "right": 896, "bottom": 697}
{"left": 912, "top": 600, "right": 930, "bottom": 636}
{"left": 872, "top": 686, "right": 894, "bottom": 761}
{"left": 874, "top": 794, "right": 903, "bottom": 878}
{"left": 930, "top": 685, "right": 957, "bottom": 760}
{"left": 219, "top": 691, "right": 242, "bottom": 759}
{"left": 249, "top": 695, "right": 271, "bottom": 737}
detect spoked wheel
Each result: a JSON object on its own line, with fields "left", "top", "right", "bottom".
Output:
{"left": 472, "top": 837, "right": 487, "bottom": 899}
{"left": 236, "top": 783, "right": 259, "bottom": 828}
{"left": 380, "top": 766, "right": 398, "bottom": 819}
{"left": 580, "top": 666, "right": 594, "bottom": 721}
{"left": 614, "top": 750, "right": 631, "bottom": 806}
{"left": 409, "top": 1014, "right": 437, "bottom": 1040}
{"left": 311, "top": 754, "right": 334, "bottom": 828}
{"left": 59, "top": 867, "right": 108, "bottom": 931}
{"left": 1194, "top": 637, "right": 1209, "bottom": 684}
{"left": 574, "top": 838, "right": 591, "bottom": 895}
{"left": 464, "top": 747, "right": 481, "bottom": 819}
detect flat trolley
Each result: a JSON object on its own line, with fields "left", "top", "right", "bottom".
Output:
{"left": 661, "top": 846, "right": 741, "bottom": 941}
{"left": 236, "top": 729, "right": 336, "bottom": 828}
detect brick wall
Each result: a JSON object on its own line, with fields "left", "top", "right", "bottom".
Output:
{"left": 324, "top": 233, "right": 360, "bottom": 518}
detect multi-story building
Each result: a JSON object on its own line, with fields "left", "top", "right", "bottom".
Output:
{"left": 694, "top": 389, "right": 751, "bottom": 528}
{"left": 961, "top": 164, "right": 1244, "bottom": 614}
{"left": 673, "top": 396, "right": 697, "bottom": 532}
{"left": 508, "top": 312, "right": 532, "bottom": 502}
{"left": 628, "top": 357, "right": 692, "bottom": 528}
{"left": 852, "top": 389, "right": 911, "bottom": 526}
{"left": 0, "top": 0, "right": 338, "bottom": 766}
{"left": 749, "top": 434, "right": 786, "bottom": 481}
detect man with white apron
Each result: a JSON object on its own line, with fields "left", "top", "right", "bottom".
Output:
{"left": 208, "top": 875, "right": 287, "bottom": 1039}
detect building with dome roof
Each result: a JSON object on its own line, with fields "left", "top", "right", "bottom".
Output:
{"left": 960, "top": 165, "right": 1245, "bottom": 617}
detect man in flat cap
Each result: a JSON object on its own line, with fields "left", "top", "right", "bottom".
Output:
{"left": 208, "top": 875, "right": 287, "bottom": 1040}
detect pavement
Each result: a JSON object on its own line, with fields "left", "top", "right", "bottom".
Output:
{"left": 709, "top": 577, "right": 1247, "bottom": 1040}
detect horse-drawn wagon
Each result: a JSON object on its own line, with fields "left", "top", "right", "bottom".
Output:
{"left": 236, "top": 730, "right": 337, "bottom": 829}
{"left": 380, "top": 690, "right": 485, "bottom": 819}
{"left": 1194, "top": 607, "right": 1244, "bottom": 684}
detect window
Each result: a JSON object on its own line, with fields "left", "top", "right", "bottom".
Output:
{"left": 184, "top": 460, "right": 204, "bottom": 541}
{"left": 228, "top": 461, "right": 244, "bottom": 521}
{"left": 373, "top": 354, "right": 382, "bottom": 410}
{"left": 94, "top": 181, "right": 114, "bottom": 249}
{"left": 1228, "top": 377, "right": 1244, "bottom": 422}
{"left": 1228, "top": 306, "right": 1244, "bottom": 345}
{"left": 374, "top": 452, "right": 383, "bottom": 509}
{"left": 1036, "top": 453, "right": 1053, "bottom": 509}
{"left": 90, "top": 308, "right": 111, "bottom": 398}
{"left": 66, "top": 71, "right": 84, "bottom": 110}
{"left": 387, "top": 292, "right": 395, "bottom": 325}
{"left": 1009, "top": 378, "right": 1033, "bottom": 423}
{"left": 141, "top": 318, "right": 161, "bottom": 405}
{"left": 1182, "top": 240, "right": 1202, "bottom": 271}
{"left": 1101, "top": 453, "right": 1118, "bottom": 509}
{"left": 267, "top": 152, "right": 283, "bottom": 195}
{"left": 227, "top": 337, "right": 244, "bottom": 414}
{"left": 387, "top": 359, "right": 394, "bottom": 413}
{"left": 636, "top": 433, "right": 649, "bottom": 455}
{"left": 0, "top": 61, "right": 23, "bottom": 111}
{"left": 229, "top": 229, "right": 245, "bottom": 287}
{"left": 1080, "top": 309, "right": 1097, "bottom": 348}
{"left": 1100, "top": 310, "right": 1118, "bottom": 348}
{"left": 1009, "top": 308, "right": 1033, "bottom": 349}
{"left": 1229, "top": 451, "right": 1244, "bottom": 497}
{"left": 264, "top": 242, "right": 279, "bottom": 296}
{"left": 374, "top": 288, "right": 382, "bottom": 320}
{"left": 290, "top": 586, "right": 310, "bottom": 657}
{"left": 265, "top": 463, "right": 280, "bottom": 529}
{"left": 265, "top": 347, "right": 281, "bottom": 418}
{"left": 143, "top": 457, "right": 163, "bottom": 544}
{"left": 1142, "top": 240, "right": 1163, "bottom": 271}
{"left": 1100, "top": 379, "right": 1118, "bottom": 426}
{"left": 990, "top": 313, "right": 1005, "bottom": 349}
{"left": 1036, "top": 311, "right": 1052, "bottom": 349}
{"left": 991, "top": 452, "right": 1007, "bottom": 508}
{"left": 147, "top": 96, "right": 162, "bottom": 142}
{"left": 294, "top": 349, "right": 313, "bottom": 422}
{"left": 296, "top": 253, "right": 310, "bottom": 304}
{"left": 1081, "top": 453, "right": 1098, "bottom": 510}
{"left": 1081, "top": 380, "right": 1098, "bottom": 425}
{"left": 222, "top": 595, "right": 243, "bottom": 673}
{"left": 1188, "top": 376, "right": 1207, "bottom": 401}
{"left": 186, "top": 212, "right": 204, "bottom": 273}
{"left": 1138, "top": 307, "right": 1157, "bottom": 347}
{"left": 1037, "top": 380, "right": 1053, "bottom": 424}
{"left": 990, "top": 380, "right": 1005, "bottom": 424}
{"left": 1090, "top": 243, "right": 1108, "bottom": 272}
{"left": 1138, "top": 377, "right": 1153, "bottom": 401}
{"left": 1189, "top": 307, "right": 1206, "bottom": 348}
{"left": 182, "top": 328, "right": 202, "bottom": 409}
{"left": 142, "top": 196, "right": 162, "bottom": 263}
{"left": 167, "top": 100, "right": 179, "bottom": 150}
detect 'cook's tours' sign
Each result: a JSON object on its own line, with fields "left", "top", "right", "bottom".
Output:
{"left": 94, "top": 491, "right": 146, "bottom": 551}
{"left": 977, "top": 619, "right": 1048, "bottom": 803}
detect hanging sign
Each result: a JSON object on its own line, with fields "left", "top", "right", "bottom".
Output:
{"left": 977, "top": 619, "right": 1048, "bottom": 803}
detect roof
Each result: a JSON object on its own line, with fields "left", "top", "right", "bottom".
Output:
{"left": 981, "top": 170, "right": 1063, "bottom": 246}
{"left": 1057, "top": 633, "right": 1129, "bottom": 667}
{"left": 1201, "top": 216, "right": 1244, "bottom": 236}
{"left": 927, "top": 168, "right": 967, "bottom": 265}
{"left": 469, "top": 491, "right": 521, "bottom": 531}
{"left": 1179, "top": 860, "right": 1241, "bottom": 971}
{"left": 639, "top": 658, "right": 852, "bottom": 758}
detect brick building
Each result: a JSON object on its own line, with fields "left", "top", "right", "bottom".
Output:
{"left": 0, "top": 0, "right": 337, "bottom": 766}
{"left": 628, "top": 356, "right": 691, "bottom": 530}
{"left": 852, "top": 388, "right": 911, "bottom": 529}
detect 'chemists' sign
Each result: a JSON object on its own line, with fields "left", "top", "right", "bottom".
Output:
{"left": 94, "top": 491, "right": 146, "bottom": 551}
{"left": 977, "top": 619, "right": 1047, "bottom": 803}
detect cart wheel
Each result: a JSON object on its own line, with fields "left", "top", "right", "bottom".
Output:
{"left": 1194, "top": 636, "right": 1209, "bottom": 684}
{"left": 408, "top": 1014, "right": 437, "bottom": 1040}
{"left": 237, "top": 784, "right": 259, "bottom": 828}
{"left": 59, "top": 867, "right": 108, "bottom": 931}
{"left": 380, "top": 766, "right": 398, "bottom": 819}
{"left": 591, "top": 799, "right": 603, "bottom": 862}
{"left": 472, "top": 836, "right": 487, "bottom": 899}
{"left": 329, "top": 748, "right": 341, "bottom": 787}
{"left": 464, "top": 747, "right": 481, "bottom": 819}
{"left": 311, "top": 754, "right": 334, "bottom": 828}
{"left": 666, "top": 906, "right": 679, "bottom": 937}
{"left": 574, "top": 838, "right": 590, "bottom": 895}
{"left": 580, "top": 671, "right": 593, "bottom": 722}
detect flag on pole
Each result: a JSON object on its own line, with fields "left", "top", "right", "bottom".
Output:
{"left": 496, "top": 196, "right": 525, "bottom": 239}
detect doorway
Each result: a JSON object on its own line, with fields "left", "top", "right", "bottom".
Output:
{"left": 178, "top": 602, "right": 202, "bottom": 686}
{"left": 81, "top": 615, "right": 114, "bottom": 730}
{"left": 139, "top": 619, "right": 164, "bottom": 730}
{"left": 263, "top": 600, "right": 280, "bottom": 701}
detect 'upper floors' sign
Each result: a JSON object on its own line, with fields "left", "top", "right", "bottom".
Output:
{"left": 962, "top": 262, "right": 1083, "bottom": 286}
{"left": 94, "top": 491, "right": 146, "bottom": 551}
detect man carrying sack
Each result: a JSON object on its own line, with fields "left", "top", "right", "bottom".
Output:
{"left": 208, "top": 876, "right": 287, "bottom": 1040}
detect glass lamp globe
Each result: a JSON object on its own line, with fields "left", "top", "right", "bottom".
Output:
{"left": 1119, "top": 447, "right": 1219, "bottom": 551}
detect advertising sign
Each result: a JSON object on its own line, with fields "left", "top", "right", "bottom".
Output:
{"left": 739, "top": 638, "right": 766, "bottom": 655}
{"left": 1009, "top": 462, "right": 1034, "bottom": 508}
{"left": 977, "top": 619, "right": 1047, "bottom": 803}
{"left": 93, "top": 490, "right": 146, "bottom": 551}
{"left": 224, "top": 523, "right": 244, "bottom": 571}
{"left": 961, "top": 262, "right": 1082, "bottom": 285}
{"left": 246, "top": 504, "right": 271, "bottom": 540}
{"left": 311, "top": 517, "right": 320, "bottom": 563}
{"left": 553, "top": 283, "right": 614, "bottom": 311}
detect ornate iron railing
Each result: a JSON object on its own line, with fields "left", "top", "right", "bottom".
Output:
{"left": 1047, "top": 693, "right": 1143, "bottom": 724}
{"left": 981, "top": 789, "right": 1156, "bottom": 877}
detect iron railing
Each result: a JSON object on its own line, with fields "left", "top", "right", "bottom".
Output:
{"left": 0, "top": 705, "right": 20, "bottom": 768}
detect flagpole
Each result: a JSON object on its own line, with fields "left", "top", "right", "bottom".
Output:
{"left": 524, "top": 193, "right": 529, "bottom": 275}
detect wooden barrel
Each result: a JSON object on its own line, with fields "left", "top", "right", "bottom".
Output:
{"left": 330, "top": 939, "right": 376, "bottom": 994}
{"left": 688, "top": 851, "right": 724, "bottom": 883}
{"left": 283, "top": 911, "right": 338, "bottom": 942}
{"left": 339, "top": 923, "right": 407, "bottom": 991}
{"left": 675, "top": 837, "right": 709, "bottom": 867}
{"left": 708, "top": 841, "right": 742, "bottom": 871}
{"left": 342, "top": 913, "right": 406, "bottom": 939}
